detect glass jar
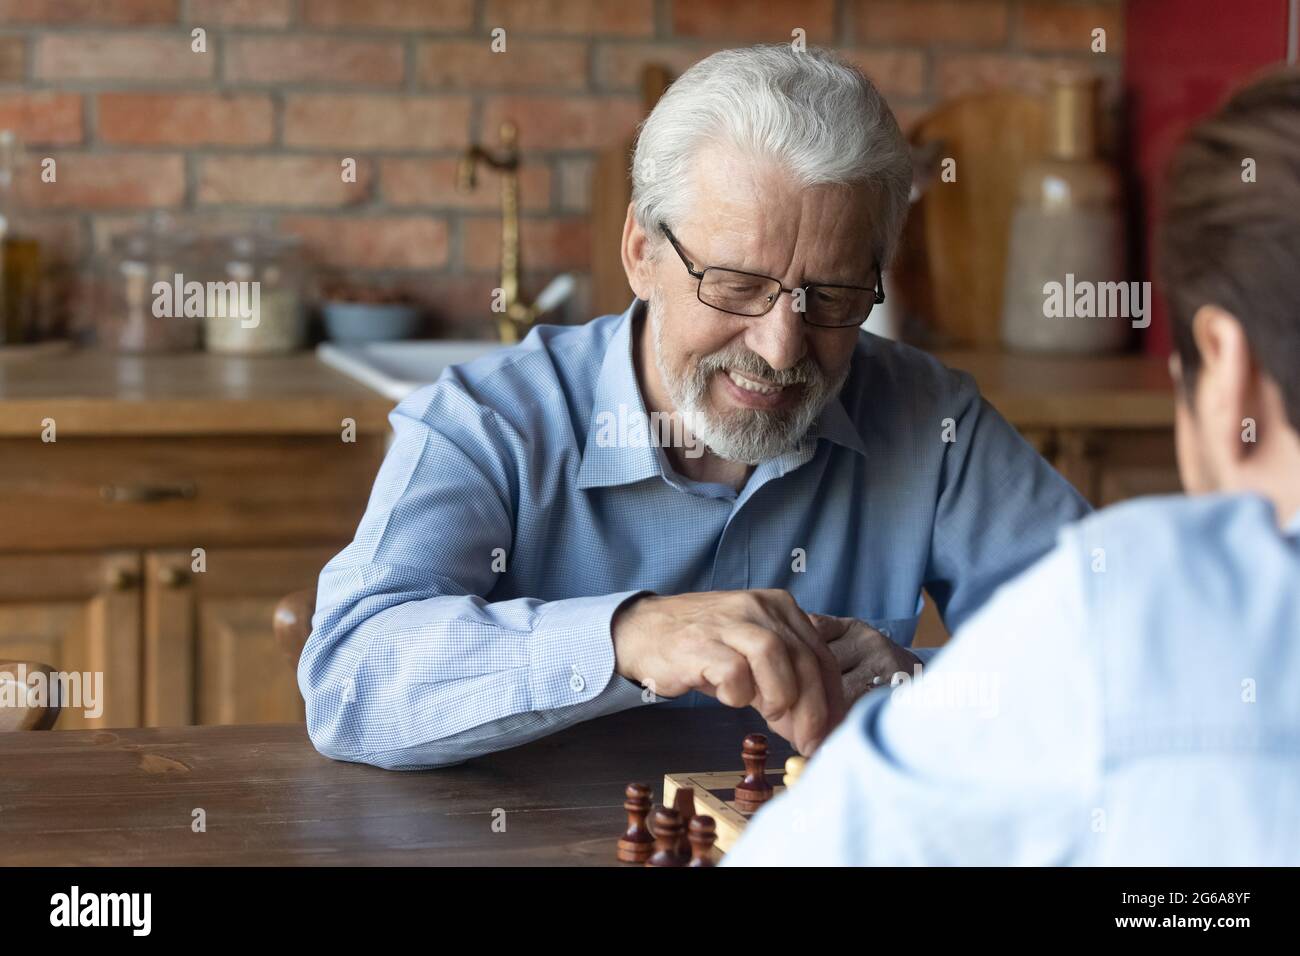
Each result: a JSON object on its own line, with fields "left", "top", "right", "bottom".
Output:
{"left": 203, "top": 234, "right": 306, "bottom": 355}
{"left": 97, "top": 228, "right": 202, "bottom": 353}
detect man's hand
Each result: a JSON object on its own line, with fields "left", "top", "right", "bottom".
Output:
{"left": 809, "top": 614, "right": 923, "bottom": 704}
{"left": 612, "top": 589, "right": 846, "bottom": 755}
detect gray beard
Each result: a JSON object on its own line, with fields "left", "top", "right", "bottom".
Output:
{"left": 647, "top": 294, "right": 850, "bottom": 466}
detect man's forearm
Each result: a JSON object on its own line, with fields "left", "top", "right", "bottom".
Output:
{"left": 298, "top": 567, "right": 651, "bottom": 769}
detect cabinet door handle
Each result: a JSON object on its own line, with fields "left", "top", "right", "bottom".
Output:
{"left": 157, "top": 566, "right": 189, "bottom": 588}
{"left": 105, "top": 567, "right": 139, "bottom": 591}
{"left": 100, "top": 482, "right": 197, "bottom": 504}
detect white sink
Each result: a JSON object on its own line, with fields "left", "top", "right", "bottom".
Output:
{"left": 318, "top": 340, "right": 504, "bottom": 402}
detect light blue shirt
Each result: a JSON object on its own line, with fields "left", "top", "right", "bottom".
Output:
{"left": 726, "top": 493, "right": 1300, "bottom": 866}
{"left": 299, "top": 300, "right": 1089, "bottom": 769}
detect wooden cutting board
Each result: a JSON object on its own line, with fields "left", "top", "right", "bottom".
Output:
{"left": 907, "top": 93, "right": 1046, "bottom": 348}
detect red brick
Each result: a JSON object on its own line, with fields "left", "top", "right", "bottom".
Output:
{"left": 672, "top": 0, "right": 835, "bottom": 42}
{"left": 19, "top": 154, "right": 185, "bottom": 210}
{"left": 7, "top": 215, "right": 83, "bottom": 261}
{"left": 483, "top": 0, "right": 654, "bottom": 37}
{"left": 556, "top": 157, "right": 592, "bottom": 213}
{"left": 464, "top": 216, "right": 589, "bottom": 271}
{"left": 838, "top": 50, "right": 927, "bottom": 99}
{"left": 480, "top": 95, "right": 640, "bottom": 151}
{"left": 224, "top": 37, "right": 404, "bottom": 87}
{"left": 854, "top": 0, "right": 1009, "bottom": 46}
{"left": 0, "top": 36, "right": 24, "bottom": 83}
{"left": 935, "top": 53, "right": 1100, "bottom": 98}
{"left": 189, "top": 0, "right": 291, "bottom": 26}
{"left": 97, "top": 93, "right": 272, "bottom": 146}
{"left": 198, "top": 157, "right": 373, "bottom": 207}
{"left": 416, "top": 39, "right": 589, "bottom": 91}
{"left": 1020, "top": 2, "right": 1123, "bottom": 54}
{"left": 396, "top": 273, "right": 586, "bottom": 339}
{"left": 593, "top": 42, "right": 728, "bottom": 90}
{"left": 0, "top": 93, "right": 83, "bottom": 146}
{"left": 284, "top": 95, "right": 471, "bottom": 150}
{"left": 0, "top": 0, "right": 176, "bottom": 24}
{"left": 36, "top": 34, "right": 213, "bottom": 82}
{"left": 381, "top": 158, "right": 552, "bottom": 210}
{"left": 280, "top": 215, "right": 449, "bottom": 269}
{"left": 302, "top": 0, "right": 473, "bottom": 31}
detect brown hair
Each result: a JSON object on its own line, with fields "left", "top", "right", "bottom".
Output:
{"left": 1159, "top": 67, "right": 1300, "bottom": 431}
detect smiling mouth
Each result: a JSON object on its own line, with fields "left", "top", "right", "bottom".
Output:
{"left": 726, "top": 369, "right": 788, "bottom": 395}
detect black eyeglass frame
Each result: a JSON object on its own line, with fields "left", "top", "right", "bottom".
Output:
{"left": 659, "top": 223, "right": 884, "bottom": 328}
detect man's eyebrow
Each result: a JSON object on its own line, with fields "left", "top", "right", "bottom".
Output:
{"left": 801, "top": 264, "right": 881, "bottom": 288}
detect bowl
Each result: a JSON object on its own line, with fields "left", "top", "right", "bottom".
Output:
{"left": 321, "top": 301, "right": 424, "bottom": 343}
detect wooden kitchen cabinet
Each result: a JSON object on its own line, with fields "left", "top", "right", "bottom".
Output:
{"left": 144, "top": 546, "right": 340, "bottom": 726}
{"left": 0, "top": 351, "right": 393, "bottom": 728}
{"left": 0, "top": 551, "right": 142, "bottom": 729}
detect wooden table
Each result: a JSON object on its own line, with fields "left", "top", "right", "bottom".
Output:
{"left": 0, "top": 708, "right": 790, "bottom": 866}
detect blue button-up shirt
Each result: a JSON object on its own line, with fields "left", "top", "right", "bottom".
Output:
{"left": 726, "top": 493, "right": 1300, "bottom": 866}
{"left": 300, "top": 300, "right": 1089, "bottom": 769}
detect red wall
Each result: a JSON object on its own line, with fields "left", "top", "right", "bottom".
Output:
{"left": 1125, "top": 0, "right": 1292, "bottom": 354}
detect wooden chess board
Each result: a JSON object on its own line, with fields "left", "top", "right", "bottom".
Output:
{"left": 663, "top": 769, "right": 786, "bottom": 854}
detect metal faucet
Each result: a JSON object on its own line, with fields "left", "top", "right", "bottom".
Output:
{"left": 457, "top": 120, "right": 538, "bottom": 343}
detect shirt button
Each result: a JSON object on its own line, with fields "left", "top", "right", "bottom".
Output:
{"left": 569, "top": 669, "right": 586, "bottom": 694}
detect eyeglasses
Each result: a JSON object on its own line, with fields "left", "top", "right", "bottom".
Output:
{"left": 659, "top": 223, "right": 883, "bottom": 329}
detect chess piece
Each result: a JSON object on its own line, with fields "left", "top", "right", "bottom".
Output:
{"left": 687, "top": 815, "right": 717, "bottom": 867}
{"left": 734, "top": 733, "right": 775, "bottom": 813}
{"left": 646, "top": 807, "right": 687, "bottom": 867}
{"left": 672, "top": 787, "right": 696, "bottom": 862}
{"left": 617, "top": 783, "right": 655, "bottom": 863}
{"left": 783, "top": 756, "right": 807, "bottom": 789}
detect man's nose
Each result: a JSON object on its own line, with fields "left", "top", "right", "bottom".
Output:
{"left": 743, "top": 293, "right": 808, "bottom": 372}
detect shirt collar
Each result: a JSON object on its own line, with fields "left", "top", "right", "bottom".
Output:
{"left": 576, "top": 299, "right": 868, "bottom": 491}
{"left": 1286, "top": 507, "right": 1300, "bottom": 536}
{"left": 576, "top": 301, "right": 663, "bottom": 490}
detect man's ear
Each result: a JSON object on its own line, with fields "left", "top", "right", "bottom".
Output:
{"left": 621, "top": 203, "right": 655, "bottom": 301}
{"left": 1191, "top": 304, "right": 1257, "bottom": 463}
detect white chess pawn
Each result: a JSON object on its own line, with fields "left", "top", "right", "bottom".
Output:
{"left": 783, "top": 756, "right": 806, "bottom": 789}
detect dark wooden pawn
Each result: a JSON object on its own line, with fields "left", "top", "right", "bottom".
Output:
{"left": 733, "top": 733, "right": 775, "bottom": 814}
{"left": 645, "top": 807, "right": 687, "bottom": 867}
{"left": 687, "top": 815, "right": 717, "bottom": 867}
{"left": 617, "top": 782, "right": 655, "bottom": 863}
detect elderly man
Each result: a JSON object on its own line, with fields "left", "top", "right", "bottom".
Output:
{"left": 299, "top": 45, "right": 1088, "bottom": 770}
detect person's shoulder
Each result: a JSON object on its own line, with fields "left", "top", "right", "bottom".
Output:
{"left": 844, "top": 332, "right": 979, "bottom": 410}
{"left": 396, "top": 312, "right": 624, "bottom": 430}
{"left": 1070, "top": 491, "right": 1283, "bottom": 560}
{"left": 1068, "top": 491, "right": 1297, "bottom": 655}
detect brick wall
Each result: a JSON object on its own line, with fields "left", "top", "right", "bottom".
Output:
{"left": 0, "top": 0, "right": 1123, "bottom": 340}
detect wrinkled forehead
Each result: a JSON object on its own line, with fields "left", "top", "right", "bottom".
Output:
{"left": 671, "top": 144, "right": 880, "bottom": 280}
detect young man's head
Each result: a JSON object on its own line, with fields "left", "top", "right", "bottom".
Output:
{"left": 1160, "top": 68, "right": 1300, "bottom": 522}
{"left": 1164, "top": 70, "right": 1300, "bottom": 528}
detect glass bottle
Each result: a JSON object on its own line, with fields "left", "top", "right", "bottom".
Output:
{"left": 0, "top": 130, "right": 43, "bottom": 346}
{"left": 1000, "top": 76, "right": 1131, "bottom": 354}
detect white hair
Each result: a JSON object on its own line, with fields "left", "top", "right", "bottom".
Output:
{"left": 631, "top": 44, "right": 912, "bottom": 267}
